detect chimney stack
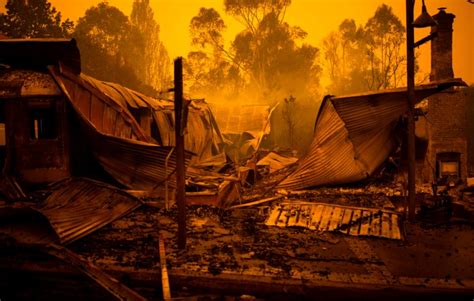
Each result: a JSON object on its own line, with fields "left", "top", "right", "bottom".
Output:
{"left": 430, "top": 8, "right": 455, "bottom": 81}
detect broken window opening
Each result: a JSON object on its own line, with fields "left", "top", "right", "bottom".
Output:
{"left": 29, "top": 104, "right": 57, "bottom": 140}
{"left": 436, "top": 152, "right": 461, "bottom": 179}
{"left": 439, "top": 161, "right": 459, "bottom": 177}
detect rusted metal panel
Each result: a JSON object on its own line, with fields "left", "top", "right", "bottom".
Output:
{"left": 152, "top": 102, "right": 226, "bottom": 165}
{"left": 36, "top": 178, "right": 141, "bottom": 244}
{"left": 89, "top": 91, "right": 104, "bottom": 128}
{"left": 279, "top": 79, "right": 466, "bottom": 190}
{"left": 90, "top": 132, "right": 192, "bottom": 190}
{"left": 49, "top": 66, "right": 151, "bottom": 143}
{"left": 49, "top": 66, "right": 196, "bottom": 190}
{"left": 0, "top": 178, "right": 141, "bottom": 245}
{"left": 53, "top": 67, "right": 225, "bottom": 166}
{"left": 265, "top": 201, "right": 402, "bottom": 240}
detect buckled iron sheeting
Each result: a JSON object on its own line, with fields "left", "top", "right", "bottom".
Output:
{"left": 278, "top": 79, "right": 466, "bottom": 190}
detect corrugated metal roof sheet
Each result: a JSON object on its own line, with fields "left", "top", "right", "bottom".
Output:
{"left": 50, "top": 67, "right": 151, "bottom": 142}
{"left": 265, "top": 201, "right": 402, "bottom": 240}
{"left": 50, "top": 66, "right": 195, "bottom": 189}
{"left": 209, "top": 103, "right": 277, "bottom": 157}
{"left": 209, "top": 103, "right": 272, "bottom": 135}
{"left": 89, "top": 132, "right": 192, "bottom": 190}
{"left": 52, "top": 66, "right": 225, "bottom": 166}
{"left": 78, "top": 72, "right": 226, "bottom": 164}
{"left": 278, "top": 79, "right": 466, "bottom": 190}
{"left": 36, "top": 178, "right": 141, "bottom": 244}
{"left": 0, "top": 178, "right": 141, "bottom": 245}
{"left": 152, "top": 100, "right": 226, "bottom": 164}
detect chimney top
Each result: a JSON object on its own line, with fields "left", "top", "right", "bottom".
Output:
{"left": 430, "top": 8, "right": 455, "bottom": 81}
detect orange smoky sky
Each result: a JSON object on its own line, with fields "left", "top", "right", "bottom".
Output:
{"left": 1, "top": 0, "right": 473, "bottom": 85}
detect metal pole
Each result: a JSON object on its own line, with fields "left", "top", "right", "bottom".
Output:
{"left": 174, "top": 57, "right": 186, "bottom": 248}
{"left": 406, "top": 0, "right": 417, "bottom": 222}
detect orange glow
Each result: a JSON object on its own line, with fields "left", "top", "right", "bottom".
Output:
{"left": 2, "top": 0, "right": 472, "bottom": 84}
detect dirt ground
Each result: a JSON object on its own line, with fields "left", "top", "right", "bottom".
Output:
{"left": 67, "top": 195, "right": 474, "bottom": 299}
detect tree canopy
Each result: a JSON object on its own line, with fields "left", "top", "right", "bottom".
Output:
{"left": 73, "top": 2, "right": 144, "bottom": 91}
{"left": 0, "top": 0, "right": 73, "bottom": 38}
{"left": 130, "top": 0, "right": 170, "bottom": 92}
{"left": 73, "top": 1, "right": 169, "bottom": 95}
{"left": 186, "top": 0, "right": 321, "bottom": 104}
{"left": 322, "top": 4, "right": 408, "bottom": 95}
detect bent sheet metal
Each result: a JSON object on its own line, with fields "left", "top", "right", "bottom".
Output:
{"left": 278, "top": 79, "right": 466, "bottom": 190}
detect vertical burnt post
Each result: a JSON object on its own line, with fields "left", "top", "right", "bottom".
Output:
{"left": 174, "top": 57, "right": 186, "bottom": 249}
{"left": 406, "top": 0, "right": 417, "bottom": 222}
{"left": 406, "top": 0, "right": 437, "bottom": 221}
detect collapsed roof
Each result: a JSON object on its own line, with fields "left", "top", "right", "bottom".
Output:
{"left": 278, "top": 79, "right": 466, "bottom": 190}
{"left": 209, "top": 103, "right": 277, "bottom": 158}
{"left": 51, "top": 66, "right": 226, "bottom": 168}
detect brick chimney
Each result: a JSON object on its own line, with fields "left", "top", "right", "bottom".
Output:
{"left": 430, "top": 8, "right": 455, "bottom": 81}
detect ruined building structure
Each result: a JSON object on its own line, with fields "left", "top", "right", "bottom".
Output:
{"left": 421, "top": 8, "right": 472, "bottom": 183}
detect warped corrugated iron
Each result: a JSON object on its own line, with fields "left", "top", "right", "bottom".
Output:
{"left": 50, "top": 66, "right": 193, "bottom": 190}
{"left": 152, "top": 99, "right": 226, "bottom": 165}
{"left": 265, "top": 201, "right": 402, "bottom": 240}
{"left": 89, "top": 132, "right": 192, "bottom": 190}
{"left": 209, "top": 104, "right": 272, "bottom": 134}
{"left": 50, "top": 66, "right": 151, "bottom": 142}
{"left": 0, "top": 178, "right": 141, "bottom": 245}
{"left": 80, "top": 72, "right": 225, "bottom": 163}
{"left": 278, "top": 79, "right": 466, "bottom": 190}
{"left": 37, "top": 178, "right": 141, "bottom": 244}
{"left": 209, "top": 103, "right": 277, "bottom": 156}
{"left": 55, "top": 67, "right": 225, "bottom": 166}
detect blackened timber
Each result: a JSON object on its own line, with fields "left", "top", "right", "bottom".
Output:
{"left": 174, "top": 57, "right": 186, "bottom": 249}
{"left": 406, "top": 0, "right": 417, "bottom": 222}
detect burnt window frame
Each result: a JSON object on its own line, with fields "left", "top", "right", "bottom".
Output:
{"left": 436, "top": 152, "right": 461, "bottom": 179}
{"left": 27, "top": 98, "right": 58, "bottom": 141}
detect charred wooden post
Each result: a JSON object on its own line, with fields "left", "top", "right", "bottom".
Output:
{"left": 174, "top": 57, "right": 187, "bottom": 249}
{"left": 406, "top": 0, "right": 417, "bottom": 222}
{"left": 406, "top": 0, "right": 437, "bottom": 222}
